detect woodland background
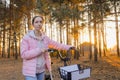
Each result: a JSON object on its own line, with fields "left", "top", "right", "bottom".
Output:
{"left": 0, "top": 0, "right": 120, "bottom": 80}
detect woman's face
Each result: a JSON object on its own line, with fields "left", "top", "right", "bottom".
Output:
{"left": 33, "top": 17, "right": 43, "bottom": 31}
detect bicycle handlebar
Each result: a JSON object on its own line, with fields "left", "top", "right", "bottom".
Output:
{"left": 47, "top": 47, "right": 75, "bottom": 53}
{"left": 48, "top": 48, "right": 74, "bottom": 66}
{"left": 47, "top": 49, "right": 68, "bottom": 60}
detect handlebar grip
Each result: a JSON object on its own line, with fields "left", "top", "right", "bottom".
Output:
{"left": 69, "top": 47, "right": 75, "bottom": 50}
{"left": 47, "top": 49, "right": 57, "bottom": 52}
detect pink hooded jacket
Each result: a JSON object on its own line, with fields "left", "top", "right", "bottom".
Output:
{"left": 20, "top": 30, "right": 72, "bottom": 77}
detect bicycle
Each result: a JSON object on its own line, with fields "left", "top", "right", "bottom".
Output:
{"left": 45, "top": 48, "right": 91, "bottom": 80}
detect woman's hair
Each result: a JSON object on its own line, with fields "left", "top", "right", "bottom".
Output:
{"left": 32, "top": 16, "right": 44, "bottom": 25}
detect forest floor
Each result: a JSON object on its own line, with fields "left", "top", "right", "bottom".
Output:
{"left": 0, "top": 53, "right": 120, "bottom": 80}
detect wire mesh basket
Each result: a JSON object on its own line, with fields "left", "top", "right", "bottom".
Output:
{"left": 59, "top": 64, "right": 91, "bottom": 80}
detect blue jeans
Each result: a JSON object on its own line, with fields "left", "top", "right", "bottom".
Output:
{"left": 25, "top": 72, "right": 45, "bottom": 80}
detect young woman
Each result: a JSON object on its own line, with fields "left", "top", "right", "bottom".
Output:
{"left": 20, "top": 16, "right": 74, "bottom": 80}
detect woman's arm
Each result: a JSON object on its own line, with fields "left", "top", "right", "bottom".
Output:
{"left": 45, "top": 36, "right": 73, "bottom": 50}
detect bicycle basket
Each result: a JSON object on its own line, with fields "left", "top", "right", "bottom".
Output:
{"left": 59, "top": 64, "right": 91, "bottom": 80}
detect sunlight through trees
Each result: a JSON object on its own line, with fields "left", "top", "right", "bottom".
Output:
{"left": 0, "top": 0, "right": 120, "bottom": 61}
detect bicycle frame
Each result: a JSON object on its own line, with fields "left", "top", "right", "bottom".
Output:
{"left": 46, "top": 48, "right": 91, "bottom": 80}
{"left": 45, "top": 49, "right": 73, "bottom": 80}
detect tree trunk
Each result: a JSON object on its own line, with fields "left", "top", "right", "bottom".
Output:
{"left": 66, "top": 20, "right": 69, "bottom": 44}
{"left": 8, "top": 1, "right": 12, "bottom": 58}
{"left": 14, "top": 32, "right": 18, "bottom": 59}
{"left": 2, "top": 5, "right": 6, "bottom": 58}
{"left": 93, "top": 19, "right": 98, "bottom": 62}
{"left": 27, "top": 14, "right": 31, "bottom": 30}
{"left": 87, "top": 0, "right": 92, "bottom": 60}
{"left": 98, "top": 24, "right": 102, "bottom": 57}
{"left": 114, "top": 0, "right": 120, "bottom": 56}
{"left": 101, "top": 25, "right": 106, "bottom": 56}
{"left": 59, "top": 22, "right": 63, "bottom": 43}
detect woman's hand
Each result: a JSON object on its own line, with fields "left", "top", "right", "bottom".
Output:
{"left": 38, "top": 41, "right": 48, "bottom": 53}
{"left": 69, "top": 46, "right": 76, "bottom": 50}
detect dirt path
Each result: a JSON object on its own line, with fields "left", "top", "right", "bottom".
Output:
{"left": 0, "top": 56, "right": 120, "bottom": 80}
{"left": 103, "top": 56, "right": 120, "bottom": 67}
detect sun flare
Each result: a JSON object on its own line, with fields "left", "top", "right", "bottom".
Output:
{"left": 80, "top": 18, "right": 119, "bottom": 49}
